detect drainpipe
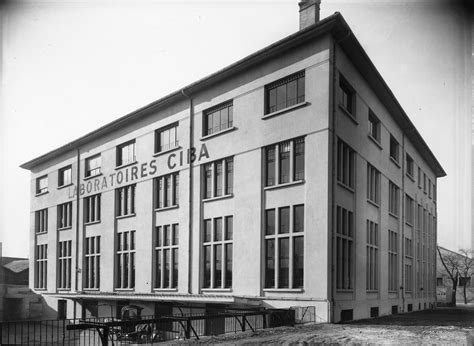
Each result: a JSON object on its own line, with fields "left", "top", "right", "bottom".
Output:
{"left": 401, "top": 135, "right": 405, "bottom": 312}
{"left": 181, "top": 89, "right": 194, "bottom": 295}
{"left": 75, "top": 147, "right": 81, "bottom": 318}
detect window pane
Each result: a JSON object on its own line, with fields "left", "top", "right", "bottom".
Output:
{"left": 215, "top": 162, "right": 223, "bottom": 197}
{"left": 265, "top": 239, "right": 275, "bottom": 288}
{"left": 225, "top": 244, "right": 232, "bottom": 288}
{"left": 294, "top": 205, "right": 304, "bottom": 233}
{"left": 276, "top": 84, "right": 287, "bottom": 111}
{"left": 214, "top": 218, "right": 222, "bottom": 241}
{"left": 266, "top": 147, "right": 275, "bottom": 186}
{"left": 204, "top": 246, "right": 211, "bottom": 288}
{"left": 266, "top": 209, "right": 275, "bottom": 235}
{"left": 279, "top": 207, "right": 289, "bottom": 234}
{"left": 278, "top": 238, "right": 289, "bottom": 288}
{"left": 287, "top": 80, "right": 297, "bottom": 107}
{"left": 204, "top": 220, "right": 212, "bottom": 242}
{"left": 294, "top": 237, "right": 304, "bottom": 288}
{"left": 279, "top": 142, "right": 290, "bottom": 184}
{"left": 215, "top": 244, "right": 222, "bottom": 287}
{"left": 294, "top": 138, "right": 305, "bottom": 180}
{"left": 225, "top": 216, "right": 233, "bottom": 240}
{"left": 225, "top": 159, "right": 233, "bottom": 194}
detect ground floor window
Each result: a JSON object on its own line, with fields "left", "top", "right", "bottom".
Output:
{"left": 116, "top": 231, "right": 135, "bottom": 289}
{"left": 35, "top": 244, "right": 48, "bottom": 289}
{"left": 154, "top": 224, "right": 179, "bottom": 289}
{"left": 58, "top": 240, "right": 72, "bottom": 289}
{"left": 84, "top": 236, "right": 100, "bottom": 289}
{"left": 366, "top": 220, "right": 379, "bottom": 291}
{"left": 336, "top": 206, "right": 353, "bottom": 290}
{"left": 388, "top": 230, "right": 398, "bottom": 291}
{"left": 203, "top": 216, "right": 233, "bottom": 289}
{"left": 264, "top": 205, "right": 304, "bottom": 289}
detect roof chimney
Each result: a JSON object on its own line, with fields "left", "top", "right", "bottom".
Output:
{"left": 298, "top": 0, "right": 321, "bottom": 30}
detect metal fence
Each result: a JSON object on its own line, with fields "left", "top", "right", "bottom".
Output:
{"left": 1, "top": 308, "right": 296, "bottom": 345}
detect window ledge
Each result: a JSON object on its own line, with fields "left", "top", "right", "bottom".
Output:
{"left": 202, "top": 194, "right": 234, "bottom": 203}
{"left": 336, "top": 289, "right": 354, "bottom": 293}
{"left": 153, "top": 146, "right": 182, "bottom": 158}
{"left": 262, "top": 101, "right": 309, "bottom": 120}
{"left": 367, "top": 199, "right": 380, "bottom": 208}
{"left": 115, "top": 161, "right": 138, "bottom": 171}
{"left": 116, "top": 213, "right": 136, "bottom": 220}
{"left": 35, "top": 231, "right": 48, "bottom": 235}
{"left": 57, "top": 183, "right": 74, "bottom": 190}
{"left": 368, "top": 134, "right": 382, "bottom": 150}
{"left": 35, "top": 191, "right": 49, "bottom": 197}
{"left": 85, "top": 220, "right": 101, "bottom": 226}
{"left": 84, "top": 173, "right": 103, "bottom": 181}
{"left": 263, "top": 288, "right": 304, "bottom": 293}
{"left": 83, "top": 288, "right": 100, "bottom": 291}
{"left": 264, "top": 180, "right": 305, "bottom": 191}
{"left": 34, "top": 288, "right": 47, "bottom": 291}
{"left": 405, "top": 221, "right": 413, "bottom": 227}
{"left": 115, "top": 288, "right": 135, "bottom": 292}
{"left": 388, "top": 212, "right": 399, "bottom": 219}
{"left": 366, "top": 290, "right": 379, "bottom": 293}
{"left": 201, "top": 127, "right": 237, "bottom": 141}
{"left": 153, "top": 288, "right": 178, "bottom": 292}
{"left": 57, "top": 289, "right": 71, "bottom": 292}
{"left": 201, "top": 288, "right": 233, "bottom": 293}
{"left": 339, "top": 104, "right": 358, "bottom": 125}
{"left": 58, "top": 226, "right": 72, "bottom": 231}
{"left": 337, "top": 181, "right": 355, "bottom": 193}
{"left": 155, "top": 205, "right": 179, "bottom": 212}
{"left": 406, "top": 173, "right": 415, "bottom": 182}
{"left": 389, "top": 156, "right": 400, "bottom": 168}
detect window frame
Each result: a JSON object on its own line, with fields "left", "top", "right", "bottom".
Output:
{"left": 336, "top": 206, "right": 354, "bottom": 290}
{"left": 154, "top": 224, "right": 179, "bottom": 289}
{"left": 154, "top": 172, "right": 179, "bottom": 209}
{"left": 202, "top": 157, "right": 234, "bottom": 200}
{"left": 35, "top": 208, "right": 48, "bottom": 233}
{"left": 57, "top": 240, "right": 72, "bottom": 290}
{"left": 84, "top": 236, "right": 101, "bottom": 290}
{"left": 388, "top": 230, "right": 398, "bottom": 292}
{"left": 58, "top": 165, "right": 72, "bottom": 188}
{"left": 84, "top": 194, "right": 101, "bottom": 224}
{"left": 336, "top": 138, "right": 355, "bottom": 190}
{"left": 264, "top": 137, "right": 305, "bottom": 188}
{"left": 155, "top": 122, "right": 179, "bottom": 154}
{"left": 85, "top": 154, "right": 101, "bottom": 178}
{"left": 202, "top": 216, "right": 233, "bottom": 289}
{"left": 389, "top": 135, "right": 400, "bottom": 164}
{"left": 36, "top": 175, "right": 48, "bottom": 195}
{"left": 35, "top": 244, "right": 48, "bottom": 289}
{"left": 406, "top": 154, "right": 414, "bottom": 178}
{"left": 264, "top": 205, "right": 304, "bottom": 290}
{"left": 116, "top": 140, "right": 136, "bottom": 167}
{"left": 366, "top": 220, "right": 379, "bottom": 292}
{"left": 116, "top": 230, "right": 136, "bottom": 289}
{"left": 367, "top": 163, "right": 380, "bottom": 205}
{"left": 339, "top": 74, "right": 355, "bottom": 117}
{"left": 265, "top": 70, "right": 305, "bottom": 115}
{"left": 368, "top": 110, "right": 381, "bottom": 143}
{"left": 115, "top": 184, "right": 136, "bottom": 218}
{"left": 388, "top": 181, "right": 400, "bottom": 217}
{"left": 57, "top": 202, "right": 72, "bottom": 230}
{"left": 203, "top": 100, "right": 234, "bottom": 137}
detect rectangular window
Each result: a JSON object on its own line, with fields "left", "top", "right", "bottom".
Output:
{"left": 337, "top": 139, "right": 355, "bottom": 189}
{"left": 84, "top": 194, "right": 101, "bottom": 224}
{"left": 388, "top": 230, "right": 398, "bottom": 291}
{"left": 265, "top": 137, "right": 305, "bottom": 187}
{"left": 58, "top": 240, "right": 72, "bottom": 289}
{"left": 116, "top": 140, "right": 136, "bottom": 167}
{"left": 405, "top": 237, "right": 413, "bottom": 258}
{"left": 266, "top": 71, "right": 305, "bottom": 114}
{"left": 405, "top": 194, "right": 414, "bottom": 225}
{"left": 433, "top": 182, "right": 437, "bottom": 202}
{"left": 423, "top": 173, "right": 427, "bottom": 193}
{"left": 154, "top": 224, "right": 179, "bottom": 289}
{"left": 155, "top": 173, "right": 179, "bottom": 209}
{"left": 265, "top": 205, "right": 304, "bottom": 289}
{"left": 156, "top": 123, "right": 179, "bottom": 153}
{"left": 389, "top": 135, "right": 399, "bottom": 163}
{"left": 367, "top": 164, "right": 380, "bottom": 204}
{"left": 388, "top": 181, "right": 400, "bottom": 216}
{"left": 116, "top": 185, "right": 136, "bottom": 217}
{"left": 204, "top": 101, "right": 233, "bottom": 136}
{"left": 58, "top": 166, "right": 72, "bottom": 187}
{"left": 36, "top": 175, "right": 48, "bottom": 194}
{"left": 116, "top": 230, "right": 135, "bottom": 289}
{"left": 339, "top": 75, "right": 355, "bottom": 115}
{"left": 366, "top": 220, "right": 379, "bottom": 291}
{"left": 368, "top": 110, "right": 380, "bottom": 142}
{"left": 35, "top": 244, "right": 47, "bottom": 289}
{"left": 84, "top": 236, "right": 100, "bottom": 289}
{"left": 202, "top": 216, "right": 233, "bottom": 289}
{"left": 35, "top": 209, "right": 48, "bottom": 233}
{"left": 405, "top": 263, "right": 413, "bottom": 292}
{"left": 428, "top": 178, "right": 432, "bottom": 198}
{"left": 336, "top": 206, "right": 354, "bottom": 290}
{"left": 85, "top": 154, "right": 101, "bottom": 178}
{"left": 418, "top": 167, "right": 422, "bottom": 188}
{"left": 406, "top": 154, "right": 414, "bottom": 177}
{"left": 202, "top": 157, "right": 233, "bottom": 200}
{"left": 58, "top": 202, "right": 72, "bottom": 229}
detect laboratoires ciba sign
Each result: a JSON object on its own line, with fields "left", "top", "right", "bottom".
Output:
{"left": 67, "top": 144, "right": 209, "bottom": 199}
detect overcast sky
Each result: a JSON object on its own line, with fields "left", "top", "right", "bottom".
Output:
{"left": 0, "top": 0, "right": 472, "bottom": 257}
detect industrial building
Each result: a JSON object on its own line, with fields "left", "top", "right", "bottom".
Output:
{"left": 21, "top": 1, "right": 445, "bottom": 323}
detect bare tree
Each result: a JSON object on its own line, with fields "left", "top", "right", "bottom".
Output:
{"left": 437, "top": 246, "right": 460, "bottom": 306}
{"left": 457, "top": 249, "right": 474, "bottom": 304}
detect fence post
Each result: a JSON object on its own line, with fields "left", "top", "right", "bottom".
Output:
{"left": 99, "top": 327, "right": 109, "bottom": 346}
{"left": 242, "top": 316, "right": 246, "bottom": 332}
{"left": 185, "top": 318, "right": 191, "bottom": 339}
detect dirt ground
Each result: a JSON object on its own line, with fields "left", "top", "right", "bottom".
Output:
{"left": 169, "top": 306, "right": 474, "bottom": 345}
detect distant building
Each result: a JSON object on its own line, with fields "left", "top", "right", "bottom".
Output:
{"left": 0, "top": 243, "right": 42, "bottom": 321}
{"left": 20, "top": 1, "right": 445, "bottom": 322}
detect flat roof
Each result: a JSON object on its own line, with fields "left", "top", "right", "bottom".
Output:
{"left": 20, "top": 12, "right": 446, "bottom": 177}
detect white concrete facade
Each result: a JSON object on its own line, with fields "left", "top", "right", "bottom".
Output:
{"left": 22, "top": 12, "right": 445, "bottom": 323}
